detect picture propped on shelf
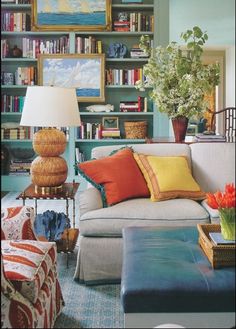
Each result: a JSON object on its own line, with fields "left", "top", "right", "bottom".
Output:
{"left": 38, "top": 54, "right": 105, "bottom": 102}
{"left": 32, "top": 0, "right": 112, "bottom": 31}
{"left": 102, "top": 117, "right": 120, "bottom": 138}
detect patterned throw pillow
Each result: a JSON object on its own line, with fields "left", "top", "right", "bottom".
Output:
{"left": 78, "top": 148, "right": 150, "bottom": 206}
{"left": 1, "top": 206, "right": 37, "bottom": 240}
{"left": 134, "top": 153, "right": 206, "bottom": 202}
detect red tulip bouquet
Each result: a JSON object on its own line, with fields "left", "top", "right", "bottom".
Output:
{"left": 206, "top": 183, "right": 236, "bottom": 240}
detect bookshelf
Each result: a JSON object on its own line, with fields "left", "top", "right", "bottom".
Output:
{"left": 1, "top": 0, "right": 166, "bottom": 192}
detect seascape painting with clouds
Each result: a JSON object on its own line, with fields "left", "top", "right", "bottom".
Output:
{"left": 39, "top": 54, "right": 105, "bottom": 102}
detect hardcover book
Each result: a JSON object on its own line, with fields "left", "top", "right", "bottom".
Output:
{"left": 209, "top": 232, "right": 235, "bottom": 245}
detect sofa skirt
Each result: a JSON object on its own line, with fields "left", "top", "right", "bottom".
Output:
{"left": 74, "top": 236, "right": 123, "bottom": 284}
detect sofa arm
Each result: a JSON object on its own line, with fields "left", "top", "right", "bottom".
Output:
{"left": 201, "top": 200, "right": 220, "bottom": 224}
{"left": 79, "top": 187, "right": 103, "bottom": 217}
{"left": 1, "top": 206, "right": 37, "bottom": 240}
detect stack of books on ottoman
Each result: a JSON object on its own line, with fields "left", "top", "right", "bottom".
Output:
{"left": 194, "top": 133, "right": 226, "bottom": 142}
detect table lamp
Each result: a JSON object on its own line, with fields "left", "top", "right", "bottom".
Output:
{"left": 20, "top": 86, "right": 81, "bottom": 194}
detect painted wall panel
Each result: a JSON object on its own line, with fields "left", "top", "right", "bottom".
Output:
{"left": 169, "top": 0, "right": 235, "bottom": 45}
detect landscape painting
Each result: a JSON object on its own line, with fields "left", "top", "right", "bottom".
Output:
{"left": 32, "top": 0, "right": 112, "bottom": 31}
{"left": 38, "top": 54, "right": 105, "bottom": 102}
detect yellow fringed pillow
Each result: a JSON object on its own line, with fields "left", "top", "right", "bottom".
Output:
{"left": 133, "top": 153, "right": 206, "bottom": 202}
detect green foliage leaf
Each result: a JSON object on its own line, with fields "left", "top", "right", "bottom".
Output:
{"left": 137, "top": 26, "right": 220, "bottom": 119}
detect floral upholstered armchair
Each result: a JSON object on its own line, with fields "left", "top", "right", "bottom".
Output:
{"left": 1, "top": 206, "right": 64, "bottom": 328}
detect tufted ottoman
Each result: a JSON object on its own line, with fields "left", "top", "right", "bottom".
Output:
{"left": 121, "top": 226, "right": 235, "bottom": 328}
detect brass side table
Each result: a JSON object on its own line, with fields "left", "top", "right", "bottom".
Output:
{"left": 17, "top": 181, "right": 80, "bottom": 267}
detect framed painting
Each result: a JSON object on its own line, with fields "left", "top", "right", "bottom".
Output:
{"left": 38, "top": 54, "right": 105, "bottom": 102}
{"left": 32, "top": 0, "right": 112, "bottom": 31}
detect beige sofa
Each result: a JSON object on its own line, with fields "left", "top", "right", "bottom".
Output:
{"left": 74, "top": 142, "right": 235, "bottom": 284}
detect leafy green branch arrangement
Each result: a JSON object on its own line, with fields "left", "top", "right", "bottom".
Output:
{"left": 136, "top": 26, "right": 220, "bottom": 119}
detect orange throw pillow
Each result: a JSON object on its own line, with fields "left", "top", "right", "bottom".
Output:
{"left": 77, "top": 148, "right": 150, "bottom": 206}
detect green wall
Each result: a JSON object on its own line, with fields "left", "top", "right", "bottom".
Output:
{"left": 155, "top": 0, "right": 235, "bottom": 137}
{"left": 169, "top": 0, "right": 235, "bottom": 44}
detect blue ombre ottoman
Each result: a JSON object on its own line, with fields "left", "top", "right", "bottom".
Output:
{"left": 121, "top": 226, "right": 235, "bottom": 328}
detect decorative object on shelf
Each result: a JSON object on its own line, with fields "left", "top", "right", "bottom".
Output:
{"left": 102, "top": 117, "right": 119, "bottom": 129}
{"left": 124, "top": 120, "right": 147, "bottom": 139}
{"left": 10, "top": 45, "right": 22, "bottom": 58}
{"left": 86, "top": 104, "right": 114, "bottom": 112}
{"left": 107, "top": 42, "right": 128, "bottom": 58}
{"left": 136, "top": 26, "right": 220, "bottom": 142}
{"left": 38, "top": 53, "right": 105, "bottom": 102}
{"left": 20, "top": 86, "right": 81, "bottom": 194}
{"left": 2, "top": 72, "right": 14, "bottom": 85}
{"left": 206, "top": 183, "right": 236, "bottom": 240}
{"left": 32, "top": 0, "right": 112, "bottom": 32}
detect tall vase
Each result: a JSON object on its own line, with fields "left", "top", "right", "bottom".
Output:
{"left": 172, "top": 116, "right": 189, "bottom": 143}
{"left": 220, "top": 208, "right": 236, "bottom": 240}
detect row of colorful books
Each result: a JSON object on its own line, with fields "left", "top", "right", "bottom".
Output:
{"left": 76, "top": 36, "right": 103, "bottom": 54}
{"left": 2, "top": 1, "right": 31, "bottom": 4}
{"left": 1, "top": 127, "right": 31, "bottom": 140}
{"left": 76, "top": 123, "right": 122, "bottom": 140}
{"left": 113, "top": 13, "right": 154, "bottom": 32}
{"left": 1, "top": 12, "right": 31, "bottom": 32}
{"left": 1, "top": 38, "right": 69, "bottom": 59}
{"left": 1, "top": 67, "right": 37, "bottom": 86}
{"left": 1, "top": 95, "right": 25, "bottom": 113}
{"left": 106, "top": 68, "right": 145, "bottom": 86}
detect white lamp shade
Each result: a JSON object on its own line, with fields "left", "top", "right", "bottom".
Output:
{"left": 20, "top": 86, "right": 81, "bottom": 127}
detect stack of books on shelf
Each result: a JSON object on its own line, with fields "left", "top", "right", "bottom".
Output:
{"left": 9, "top": 159, "right": 31, "bottom": 176}
{"left": 120, "top": 96, "right": 147, "bottom": 112}
{"left": 77, "top": 122, "right": 103, "bottom": 140}
{"left": 15, "top": 67, "right": 37, "bottom": 86}
{"left": 1, "top": 123, "right": 31, "bottom": 140}
{"left": 106, "top": 68, "right": 144, "bottom": 86}
{"left": 194, "top": 133, "right": 226, "bottom": 142}
{"left": 76, "top": 36, "right": 102, "bottom": 54}
{"left": 1, "top": 12, "right": 31, "bottom": 32}
{"left": 113, "top": 12, "right": 154, "bottom": 32}
{"left": 101, "top": 129, "right": 121, "bottom": 139}
{"left": 1, "top": 95, "right": 25, "bottom": 112}
{"left": 130, "top": 44, "right": 150, "bottom": 58}
{"left": 75, "top": 147, "right": 85, "bottom": 164}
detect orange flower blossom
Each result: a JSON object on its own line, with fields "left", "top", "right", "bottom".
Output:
{"left": 206, "top": 183, "right": 236, "bottom": 210}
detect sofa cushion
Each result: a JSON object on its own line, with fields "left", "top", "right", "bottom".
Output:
{"left": 134, "top": 153, "right": 205, "bottom": 202}
{"left": 190, "top": 142, "right": 235, "bottom": 192}
{"left": 1, "top": 239, "right": 56, "bottom": 304}
{"left": 79, "top": 198, "right": 209, "bottom": 236}
{"left": 77, "top": 148, "right": 150, "bottom": 206}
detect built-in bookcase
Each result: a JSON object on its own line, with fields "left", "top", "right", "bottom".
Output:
{"left": 1, "top": 0, "right": 166, "bottom": 192}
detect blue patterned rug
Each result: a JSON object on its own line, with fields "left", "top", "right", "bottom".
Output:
{"left": 55, "top": 251, "right": 123, "bottom": 328}
{"left": 2, "top": 193, "right": 124, "bottom": 329}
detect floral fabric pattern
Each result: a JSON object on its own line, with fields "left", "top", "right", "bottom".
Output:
{"left": 1, "top": 206, "right": 64, "bottom": 328}
{"left": 1, "top": 206, "right": 37, "bottom": 240}
{"left": 2, "top": 240, "right": 56, "bottom": 303}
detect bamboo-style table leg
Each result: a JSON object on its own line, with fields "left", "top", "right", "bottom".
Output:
{"left": 66, "top": 198, "right": 69, "bottom": 268}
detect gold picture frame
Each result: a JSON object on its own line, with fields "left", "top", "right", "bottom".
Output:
{"left": 38, "top": 53, "right": 105, "bottom": 102}
{"left": 32, "top": 0, "right": 112, "bottom": 32}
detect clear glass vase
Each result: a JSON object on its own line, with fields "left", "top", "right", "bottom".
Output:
{"left": 220, "top": 208, "right": 236, "bottom": 240}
